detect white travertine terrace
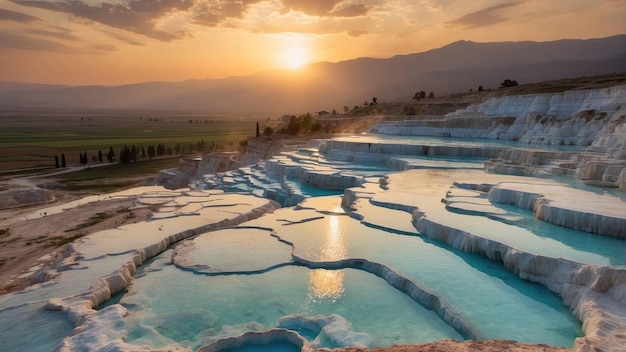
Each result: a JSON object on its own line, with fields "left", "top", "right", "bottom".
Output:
{"left": 486, "top": 182, "right": 626, "bottom": 238}
{"left": 197, "top": 329, "right": 306, "bottom": 352}
{"left": 368, "top": 86, "right": 626, "bottom": 189}
{"left": 371, "top": 85, "right": 626, "bottom": 146}
{"left": 1, "top": 190, "right": 280, "bottom": 352}
{"left": 276, "top": 314, "right": 371, "bottom": 349}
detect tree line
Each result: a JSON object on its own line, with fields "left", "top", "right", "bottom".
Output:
{"left": 281, "top": 113, "right": 323, "bottom": 135}
{"left": 54, "top": 139, "right": 244, "bottom": 168}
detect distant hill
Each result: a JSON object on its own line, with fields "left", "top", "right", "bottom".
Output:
{"left": 1, "top": 35, "right": 624, "bottom": 114}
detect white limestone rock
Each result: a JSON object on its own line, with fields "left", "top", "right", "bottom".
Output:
{"left": 197, "top": 328, "right": 305, "bottom": 352}
{"left": 277, "top": 314, "right": 371, "bottom": 349}
{"left": 487, "top": 182, "right": 626, "bottom": 238}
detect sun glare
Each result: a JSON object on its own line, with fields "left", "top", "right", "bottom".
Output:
{"left": 276, "top": 33, "right": 312, "bottom": 70}
{"left": 284, "top": 46, "right": 308, "bottom": 69}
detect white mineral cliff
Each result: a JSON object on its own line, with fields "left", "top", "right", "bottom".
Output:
{"left": 371, "top": 85, "right": 626, "bottom": 149}
{"left": 369, "top": 85, "right": 626, "bottom": 189}
{"left": 444, "top": 85, "right": 626, "bottom": 146}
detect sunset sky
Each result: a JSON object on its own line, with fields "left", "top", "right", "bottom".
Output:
{"left": 0, "top": 0, "right": 623, "bottom": 86}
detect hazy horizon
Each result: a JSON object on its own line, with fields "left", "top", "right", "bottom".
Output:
{"left": 0, "top": 0, "right": 623, "bottom": 86}
{"left": 1, "top": 35, "right": 624, "bottom": 88}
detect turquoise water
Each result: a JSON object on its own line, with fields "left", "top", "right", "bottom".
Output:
{"left": 1, "top": 303, "right": 74, "bottom": 352}
{"left": 412, "top": 185, "right": 626, "bottom": 266}
{"left": 490, "top": 204, "right": 626, "bottom": 265}
{"left": 117, "top": 251, "right": 462, "bottom": 350}
{"left": 256, "top": 209, "right": 583, "bottom": 345}
{"left": 333, "top": 134, "right": 590, "bottom": 152}
{"left": 113, "top": 137, "right": 610, "bottom": 350}
{"left": 284, "top": 175, "right": 343, "bottom": 197}
{"left": 110, "top": 198, "right": 585, "bottom": 349}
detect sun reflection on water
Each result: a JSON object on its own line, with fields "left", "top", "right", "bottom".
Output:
{"left": 321, "top": 214, "right": 347, "bottom": 260}
{"left": 307, "top": 269, "right": 345, "bottom": 303}
{"left": 307, "top": 215, "right": 347, "bottom": 304}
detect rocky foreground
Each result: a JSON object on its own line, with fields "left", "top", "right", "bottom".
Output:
{"left": 0, "top": 192, "right": 156, "bottom": 294}
{"left": 331, "top": 340, "right": 570, "bottom": 352}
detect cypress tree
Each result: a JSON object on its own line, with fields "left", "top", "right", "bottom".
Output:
{"left": 256, "top": 122, "right": 260, "bottom": 137}
{"left": 61, "top": 154, "right": 66, "bottom": 167}
{"left": 147, "top": 145, "right": 155, "bottom": 160}
{"left": 131, "top": 145, "right": 137, "bottom": 162}
{"left": 107, "top": 147, "right": 115, "bottom": 162}
{"left": 55, "top": 155, "right": 59, "bottom": 168}
{"left": 119, "top": 146, "right": 129, "bottom": 164}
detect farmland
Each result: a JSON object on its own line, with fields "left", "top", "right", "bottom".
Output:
{"left": 0, "top": 111, "right": 261, "bottom": 172}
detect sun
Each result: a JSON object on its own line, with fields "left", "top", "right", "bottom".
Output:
{"left": 284, "top": 46, "right": 308, "bottom": 69}
{"left": 277, "top": 34, "right": 312, "bottom": 70}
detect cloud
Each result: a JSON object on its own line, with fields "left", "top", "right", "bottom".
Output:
{"left": 280, "top": 0, "right": 370, "bottom": 17}
{"left": 104, "top": 30, "right": 146, "bottom": 46}
{"left": 27, "top": 28, "right": 80, "bottom": 41}
{"left": 0, "top": 7, "right": 40, "bottom": 22}
{"left": 12, "top": 0, "right": 195, "bottom": 41}
{"left": 192, "top": 0, "right": 263, "bottom": 26}
{"left": 331, "top": 3, "right": 369, "bottom": 17}
{"left": 347, "top": 29, "right": 368, "bottom": 37}
{"left": 280, "top": 0, "right": 342, "bottom": 16}
{"left": 0, "top": 32, "right": 68, "bottom": 52}
{"left": 8, "top": 0, "right": 376, "bottom": 40}
{"left": 419, "top": 0, "right": 459, "bottom": 12}
{"left": 420, "top": 0, "right": 442, "bottom": 12}
{"left": 446, "top": 2, "right": 520, "bottom": 29}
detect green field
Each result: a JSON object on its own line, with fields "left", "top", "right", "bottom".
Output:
{"left": 51, "top": 157, "right": 185, "bottom": 192}
{"left": 0, "top": 113, "right": 259, "bottom": 172}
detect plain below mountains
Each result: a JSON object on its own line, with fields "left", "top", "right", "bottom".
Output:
{"left": 1, "top": 35, "right": 624, "bottom": 114}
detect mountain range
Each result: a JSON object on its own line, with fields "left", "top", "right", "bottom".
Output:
{"left": 1, "top": 35, "right": 624, "bottom": 114}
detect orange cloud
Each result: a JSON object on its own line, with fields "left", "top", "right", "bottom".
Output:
{"left": 0, "top": 7, "right": 40, "bottom": 22}
{"left": 12, "top": 0, "right": 195, "bottom": 41}
{"left": 0, "top": 32, "right": 68, "bottom": 52}
{"left": 446, "top": 2, "right": 521, "bottom": 29}
{"left": 192, "top": 0, "right": 263, "bottom": 26}
{"left": 280, "top": 0, "right": 371, "bottom": 17}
